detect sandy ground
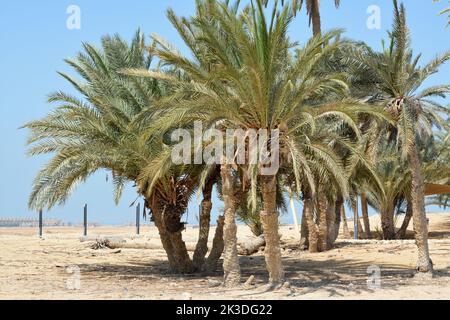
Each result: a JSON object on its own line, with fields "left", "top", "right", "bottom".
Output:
{"left": 0, "top": 213, "right": 449, "bottom": 300}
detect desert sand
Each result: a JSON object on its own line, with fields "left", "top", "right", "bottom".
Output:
{"left": 0, "top": 213, "right": 449, "bottom": 300}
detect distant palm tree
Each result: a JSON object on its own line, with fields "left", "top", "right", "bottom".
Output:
{"left": 346, "top": 0, "right": 450, "bottom": 273}
{"left": 301, "top": 0, "right": 341, "bottom": 35}
{"left": 263, "top": 0, "right": 341, "bottom": 35}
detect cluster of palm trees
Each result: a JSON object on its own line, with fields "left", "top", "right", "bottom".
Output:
{"left": 25, "top": 0, "right": 449, "bottom": 286}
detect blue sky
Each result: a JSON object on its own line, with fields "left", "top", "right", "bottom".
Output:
{"left": 0, "top": 1, "right": 449, "bottom": 225}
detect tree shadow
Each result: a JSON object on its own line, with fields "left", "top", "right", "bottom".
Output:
{"left": 429, "top": 220, "right": 450, "bottom": 239}
{"left": 75, "top": 259, "right": 224, "bottom": 282}
{"left": 73, "top": 250, "right": 450, "bottom": 298}
{"left": 237, "top": 255, "right": 450, "bottom": 298}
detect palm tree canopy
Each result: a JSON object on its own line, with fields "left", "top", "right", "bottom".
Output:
{"left": 345, "top": 0, "right": 450, "bottom": 158}
{"left": 23, "top": 31, "right": 202, "bottom": 211}
{"left": 129, "top": 0, "right": 389, "bottom": 211}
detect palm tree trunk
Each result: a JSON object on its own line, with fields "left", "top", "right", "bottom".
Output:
{"left": 381, "top": 207, "right": 396, "bottom": 240}
{"left": 357, "top": 218, "right": 364, "bottom": 239}
{"left": 409, "top": 146, "right": 433, "bottom": 274}
{"left": 204, "top": 215, "right": 225, "bottom": 273}
{"left": 221, "top": 164, "right": 241, "bottom": 286}
{"left": 311, "top": 0, "right": 322, "bottom": 36}
{"left": 397, "top": 200, "right": 413, "bottom": 239}
{"left": 352, "top": 201, "right": 362, "bottom": 239}
{"left": 341, "top": 206, "right": 351, "bottom": 239}
{"left": 159, "top": 202, "right": 195, "bottom": 274}
{"left": 317, "top": 194, "right": 329, "bottom": 251}
{"left": 193, "top": 176, "right": 215, "bottom": 270}
{"left": 299, "top": 203, "right": 309, "bottom": 249}
{"left": 304, "top": 193, "right": 319, "bottom": 252}
{"left": 148, "top": 202, "right": 178, "bottom": 272}
{"left": 260, "top": 175, "right": 284, "bottom": 284}
{"left": 167, "top": 229, "right": 194, "bottom": 274}
{"left": 332, "top": 197, "right": 343, "bottom": 242}
{"left": 361, "top": 193, "right": 372, "bottom": 239}
{"left": 326, "top": 200, "right": 337, "bottom": 248}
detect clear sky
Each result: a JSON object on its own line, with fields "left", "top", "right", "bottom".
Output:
{"left": 1, "top": 0, "right": 449, "bottom": 225}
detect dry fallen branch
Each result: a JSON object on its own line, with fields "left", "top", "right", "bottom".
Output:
{"left": 238, "top": 235, "right": 266, "bottom": 256}
{"left": 82, "top": 236, "right": 198, "bottom": 251}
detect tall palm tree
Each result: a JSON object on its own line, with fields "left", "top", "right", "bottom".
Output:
{"left": 263, "top": 0, "right": 341, "bottom": 35}
{"left": 346, "top": 0, "right": 450, "bottom": 273}
{"left": 301, "top": 0, "right": 341, "bottom": 36}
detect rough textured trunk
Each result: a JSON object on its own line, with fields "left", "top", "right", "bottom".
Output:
{"left": 352, "top": 201, "right": 361, "bottom": 239}
{"left": 204, "top": 215, "right": 225, "bottom": 273}
{"left": 409, "top": 146, "right": 433, "bottom": 274}
{"left": 361, "top": 193, "right": 372, "bottom": 239}
{"left": 311, "top": 0, "right": 322, "bottom": 36}
{"left": 148, "top": 202, "right": 178, "bottom": 272}
{"left": 397, "top": 200, "right": 413, "bottom": 239}
{"left": 357, "top": 217, "right": 365, "bottom": 239}
{"left": 317, "top": 195, "right": 329, "bottom": 252}
{"left": 193, "top": 176, "right": 215, "bottom": 270}
{"left": 341, "top": 206, "right": 351, "bottom": 239}
{"left": 332, "top": 198, "right": 343, "bottom": 242}
{"left": 159, "top": 203, "right": 194, "bottom": 274}
{"left": 260, "top": 175, "right": 284, "bottom": 284}
{"left": 299, "top": 204, "right": 309, "bottom": 250}
{"left": 167, "top": 227, "right": 194, "bottom": 274}
{"left": 304, "top": 195, "right": 319, "bottom": 253}
{"left": 326, "top": 201, "right": 337, "bottom": 248}
{"left": 221, "top": 164, "right": 241, "bottom": 286}
{"left": 381, "top": 207, "right": 396, "bottom": 240}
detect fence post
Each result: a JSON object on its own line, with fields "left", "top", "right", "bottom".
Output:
{"left": 136, "top": 202, "right": 141, "bottom": 235}
{"left": 83, "top": 204, "right": 88, "bottom": 237}
{"left": 38, "top": 209, "right": 43, "bottom": 238}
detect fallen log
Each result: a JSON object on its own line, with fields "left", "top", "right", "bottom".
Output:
{"left": 237, "top": 235, "right": 266, "bottom": 256}
{"left": 80, "top": 236, "right": 125, "bottom": 244}
{"left": 82, "top": 237, "right": 199, "bottom": 251}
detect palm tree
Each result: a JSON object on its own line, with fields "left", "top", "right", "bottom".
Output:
{"left": 346, "top": 0, "right": 450, "bottom": 273}
{"left": 24, "top": 32, "right": 224, "bottom": 274}
{"left": 263, "top": 0, "right": 341, "bottom": 35}
{"left": 142, "top": 0, "right": 385, "bottom": 284}
{"left": 366, "top": 141, "right": 412, "bottom": 239}
{"left": 300, "top": 0, "right": 341, "bottom": 36}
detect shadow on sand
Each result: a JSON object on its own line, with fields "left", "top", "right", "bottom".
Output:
{"left": 73, "top": 248, "right": 450, "bottom": 298}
